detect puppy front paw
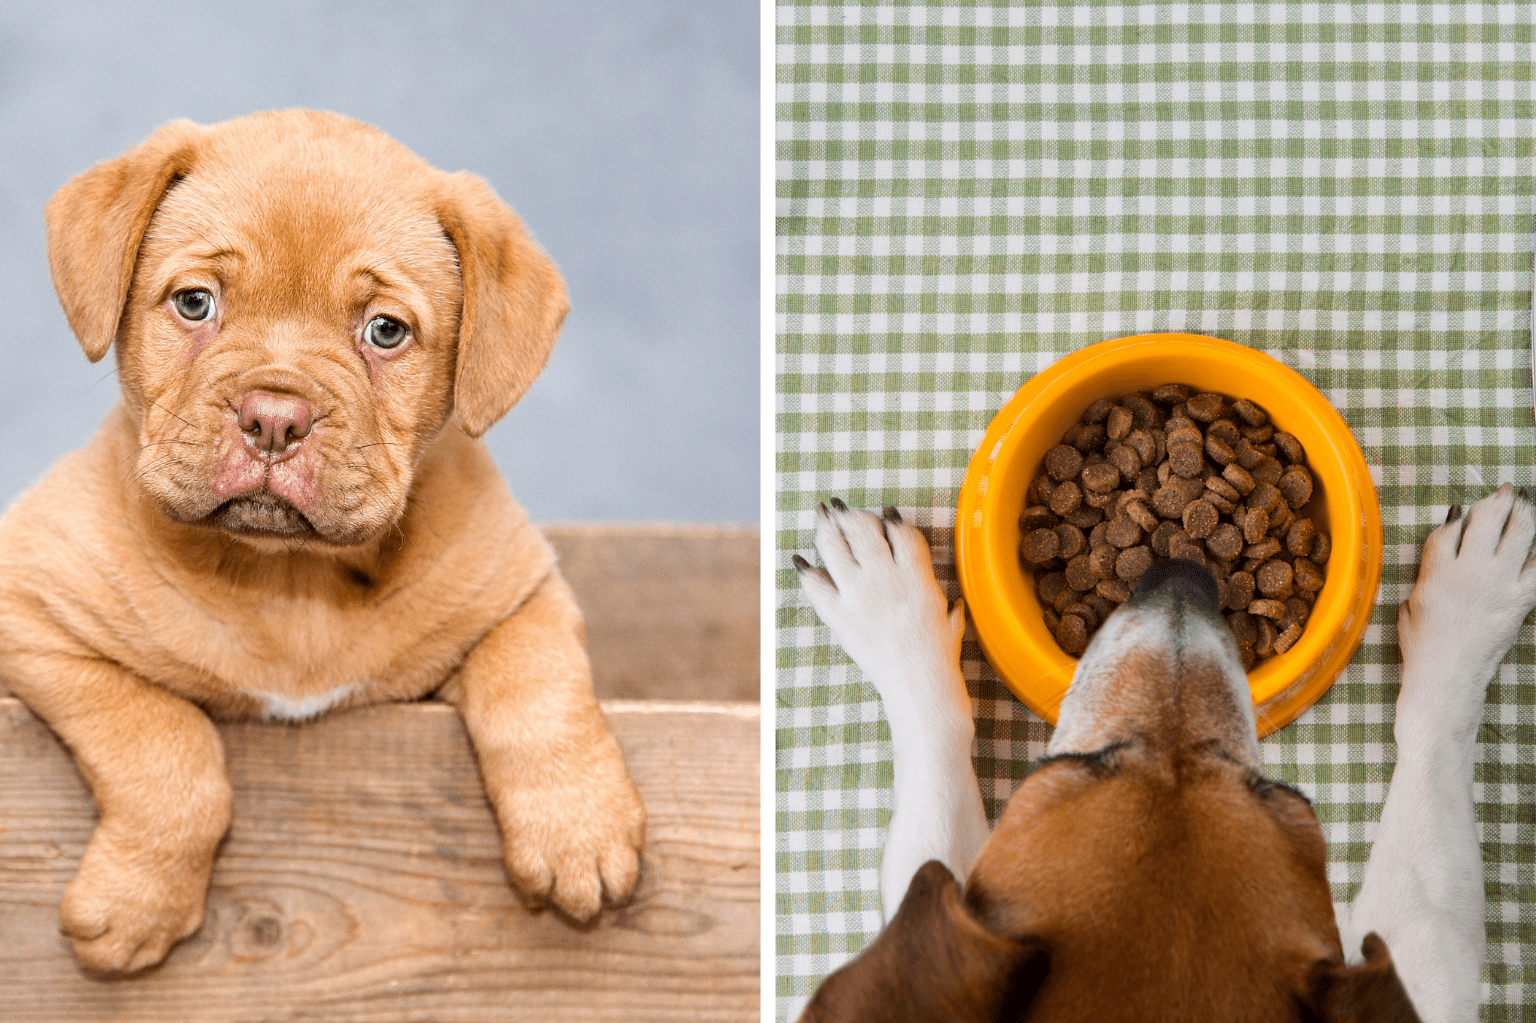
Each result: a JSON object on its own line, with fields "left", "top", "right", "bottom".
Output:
{"left": 1399, "top": 484, "right": 1536, "bottom": 725}
{"left": 794, "top": 501, "right": 967, "bottom": 712}
{"left": 495, "top": 749, "right": 646, "bottom": 922}
{"left": 59, "top": 831, "right": 212, "bottom": 973}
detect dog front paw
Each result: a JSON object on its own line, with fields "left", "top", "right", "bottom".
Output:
{"left": 794, "top": 501, "right": 967, "bottom": 712}
{"left": 59, "top": 830, "right": 213, "bottom": 973}
{"left": 496, "top": 752, "right": 646, "bottom": 922}
{"left": 1399, "top": 484, "right": 1536, "bottom": 727}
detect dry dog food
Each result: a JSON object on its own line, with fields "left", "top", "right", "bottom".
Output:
{"left": 1020, "top": 386, "right": 1329, "bottom": 668}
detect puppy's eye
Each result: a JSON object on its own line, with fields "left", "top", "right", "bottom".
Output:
{"left": 364, "top": 315, "right": 408, "bottom": 350}
{"left": 172, "top": 289, "right": 215, "bottom": 322}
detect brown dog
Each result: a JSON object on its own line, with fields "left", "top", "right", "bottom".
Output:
{"left": 0, "top": 110, "right": 645, "bottom": 973}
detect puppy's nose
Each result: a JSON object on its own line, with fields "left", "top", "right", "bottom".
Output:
{"left": 238, "top": 391, "right": 314, "bottom": 454}
{"left": 1130, "top": 557, "right": 1221, "bottom": 618}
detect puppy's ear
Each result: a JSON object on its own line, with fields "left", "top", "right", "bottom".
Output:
{"left": 800, "top": 861, "right": 1048, "bottom": 1023}
{"left": 45, "top": 120, "right": 203, "bottom": 362}
{"left": 1301, "top": 933, "right": 1423, "bottom": 1023}
{"left": 437, "top": 172, "right": 569, "bottom": 438}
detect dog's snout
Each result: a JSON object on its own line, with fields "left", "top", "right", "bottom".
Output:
{"left": 238, "top": 391, "right": 314, "bottom": 455}
{"left": 1129, "top": 557, "right": 1221, "bottom": 618}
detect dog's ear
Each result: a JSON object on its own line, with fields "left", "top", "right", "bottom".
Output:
{"left": 1300, "top": 933, "right": 1423, "bottom": 1023}
{"left": 436, "top": 172, "right": 569, "bottom": 438}
{"left": 799, "top": 861, "right": 1048, "bottom": 1023}
{"left": 45, "top": 120, "right": 204, "bottom": 363}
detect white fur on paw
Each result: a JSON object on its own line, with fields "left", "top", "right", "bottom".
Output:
{"left": 1399, "top": 484, "right": 1536, "bottom": 724}
{"left": 795, "top": 502, "right": 969, "bottom": 734}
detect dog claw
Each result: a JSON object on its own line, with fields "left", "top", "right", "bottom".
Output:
{"left": 882, "top": 506, "right": 902, "bottom": 524}
{"left": 1446, "top": 504, "right": 1462, "bottom": 523}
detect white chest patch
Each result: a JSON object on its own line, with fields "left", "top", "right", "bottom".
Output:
{"left": 255, "top": 683, "right": 361, "bottom": 722}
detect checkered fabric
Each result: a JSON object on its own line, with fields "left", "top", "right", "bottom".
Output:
{"left": 774, "top": 3, "right": 1536, "bottom": 1018}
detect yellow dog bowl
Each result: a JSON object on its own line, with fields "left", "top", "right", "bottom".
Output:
{"left": 955, "top": 333, "right": 1382, "bottom": 737}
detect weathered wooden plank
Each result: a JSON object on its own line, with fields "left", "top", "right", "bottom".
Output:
{"left": 0, "top": 698, "right": 759, "bottom": 1022}
{"left": 543, "top": 524, "right": 759, "bottom": 702}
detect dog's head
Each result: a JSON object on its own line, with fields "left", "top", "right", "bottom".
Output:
{"left": 804, "top": 561, "right": 1421, "bottom": 1022}
{"left": 46, "top": 109, "right": 566, "bottom": 548}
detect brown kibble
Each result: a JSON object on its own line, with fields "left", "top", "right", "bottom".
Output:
{"left": 1255, "top": 617, "right": 1277, "bottom": 656}
{"left": 1108, "top": 444, "right": 1143, "bottom": 479}
{"left": 1055, "top": 523, "right": 1087, "bottom": 561}
{"left": 1020, "top": 506, "right": 1059, "bottom": 531}
{"left": 1031, "top": 474, "right": 1057, "bottom": 504}
{"left": 1205, "top": 475, "right": 1240, "bottom": 502}
{"left": 1136, "top": 465, "right": 1162, "bottom": 495}
{"left": 1249, "top": 483, "right": 1283, "bottom": 515}
{"left": 1065, "top": 555, "right": 1098, "bottom": 592}
{"left": 1242, "top": 423, "right": 1275, "bottom": 443}
{"left": 1234, "top": 437, "right": 1265, "bottom": 469}
{"left": 1089, "top": 544, "right": 1119, "bottom": 580}
{"left": 1294, "top": 557, "right": 1324, "bottom": 593}
{"left": 1231, "top": 399, "right": 1268, "bottom": 427}
{"left": 1083, "top": 487, "right": 1116, "bottom": 509}
{"left": 1157, "top": 460, "right": 1172, "bottom": 486}
{"left": 1243, "top": 507, "right": 1270, "bottom": 544}
{"left": 1207, "top": 419, "right": 1241, "bottom": 446}
{"left": 1249, "top": 598, "right": 1287, "bottom": 619}
{"left": 1106, "top": 405, "right": 1133, "bottom": 440}
{"left": 1065, "top": 505, "right": 1104, "bottom": 530}
{"left": 1122, "top": 393, "right": 1159, "bottom": 429}
{"left": 1273, "top": 622, "right": 1303, "bottom": 655}
{"left": 1126, "top": 500, "right": 1160, "bottom": 532}
{"left": 1085, "top": 593, "right": 1115, "bottom": 622}
{"left": 1227, "top": 610, "right": 1258, "bottom": 648}
{"left": 1022, "top": 527, "right": 1061, "bottom": 563}
{"left": 1152, "top": 484, "right": 1191, "bottom": 519}
{"left": 1268, "top": 503, "right": 1294, "bottom": 536}
{"left": 1222, "top": 462, "right": 1255, "bottom": 495}
{"left": 1043, "top": 608, "right": 1061, "bottom": 633}
{"left": 1037, "top": 572, "right": 1068, "bottom": 605}
{"left": 1115, "top": 545, "right": 1154, "bottom": 581}
{"left": 1169, "top": 442, "right": 1204, "bottom": 478}
{"left": 1168, "top": 531, "right": 1206, "bottom": 564}
{"left": 1310, "top": 532, "right": 1331, "bottom": 564}
{"left": 1053, "top": 587, "right": 1083, "bottom": 614}
{"left": 1286, "top": 519, "right": 1316, "bottom": 558}
{"left": 1204, "top": 434, "right": 1236, "bottom": 466}
{"left": 1256, "top": 560, "right": 1294, "bottom": 599}
{"left": 1048, "top": 480, "right": 1083, "bottom": 516}
{"left": 1150, "top": 520, "right": 1180, "bottom": 558}
{"left": 1083, "top": 398, "right": 1116, "bottom": 423}
{"left": 1252, "top": 457, "right": 1284, "bottom": 486}
{"left": 1056, "top": 613, "right": 1089, "bottom": 655}
{"left": 1046, "top": 444, "right": 1085, "bottom": 481}
{"left": 1070, "top": 421, "right": 1107, "bottom": 454}
{"left": 1081, "top": 462, "right": 1121, "bottom": 493}
{"left": 1152, "top": 383, "right": 1192, "bottom": 405}
{"left": 1185, "top": 393, "right": 1225, "bottom": 421}
{"left": 1244, "top": 537, "right": 1282, "bottom": 562}
{"left": 1278, "top": 468, "right": 1314, "bottom": 509}
{"left": 1240, "top": 646, "right": 1257, "bottom": 669}
{"left": 1227, "top": 571, "right": 1256, "bottom": 610}
{"left": 1206, "top": 522, "right": 1245, "bottom": 561}
{"left": 1106, "top": 516, "right": 1143, "bottom": 548}
{"left": 1167, "top": 428, "right": 1204, "bottom": 452}
{"left": 1284, "top": 596, "right": 1310, "bottom": 624}
{"left": 1063, "top": 602, "right": 1099, "bottom": 630}
{"left": 1202, "top": 491, "right": 1236, "bottom": 515}
{"left": 1089, "top": 522, "right": 1109, "bottom": 549}
{"left": 1095, "top": 578, "right": 1132, "bottom": 603}
{"left": 1126, "top": 428, "right": 1157, "bottom": 465}
{"left": 1274, "top": 432, "right": 1305, "bottom": 465}
{"left": 1182, "top": 500, "right": 1219, "bottom": 539}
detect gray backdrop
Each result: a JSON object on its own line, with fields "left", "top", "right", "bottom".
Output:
{"left": 0, "top": 1, "right": 757, "bottom": 521}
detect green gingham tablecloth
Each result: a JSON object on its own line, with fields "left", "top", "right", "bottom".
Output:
{"left": 774, "top": 3, "right": 1535, "bottom": 1018}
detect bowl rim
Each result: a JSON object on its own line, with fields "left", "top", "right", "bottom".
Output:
{"left": 954, "top": 333, "right": 1383, "bottom": 737}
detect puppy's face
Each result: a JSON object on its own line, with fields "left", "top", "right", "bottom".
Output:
{"left": 47, "top": 111, "right": 568, "bottom": 549}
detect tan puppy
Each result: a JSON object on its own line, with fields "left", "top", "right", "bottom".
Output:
{"left": 0, "top": 110, "right": 645, "bottom": 974}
